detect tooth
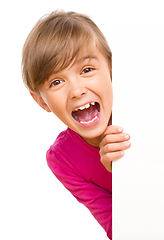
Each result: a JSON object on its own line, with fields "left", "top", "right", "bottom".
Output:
{"left": 91, "top": 102, "right": 95, "bottom": 105}
{"left": 85, "top": 103, "right": 90, "bottom": 109}
{"left": 74, "top": 115, "right": 78, "bottom": 120}
{"left": 73, "top": 102, "right": 94, "bottom": 112}
{"left": 79, "top": 103, "right": 90, "bottom": 110}
{"left": 79, "top": 105, "right": 85, "bottom": 110}
{"left": 80, "top": 115, "right": 97, "bottom": 124}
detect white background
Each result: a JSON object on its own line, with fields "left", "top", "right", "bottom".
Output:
{"left": 1, "top": 1, "right": 164, "bottom": 240}
{"left": 112, "top": 23, "right": 164, "bottom": 239}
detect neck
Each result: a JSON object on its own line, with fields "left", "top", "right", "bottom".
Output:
{"left": 81, "top": 135, "right": 102, "bottom": 148}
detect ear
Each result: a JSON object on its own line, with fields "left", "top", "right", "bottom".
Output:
{"left": 30, "top": 92, "right": 51, "bottom": 112}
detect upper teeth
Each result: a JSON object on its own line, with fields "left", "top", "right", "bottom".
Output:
{"left": 73, "top": 102, "right": 95, "bottom": 111}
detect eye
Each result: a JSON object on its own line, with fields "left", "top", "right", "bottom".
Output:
{"left": 81, "top": 67, "right": 94, "bottom": 75}
{"left": 49, "top": 79, "right": 64, "bottom": 88}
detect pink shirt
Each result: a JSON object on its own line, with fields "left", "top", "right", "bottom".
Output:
{"left": 46, "top": 128, "right": 112, "bottom": 239}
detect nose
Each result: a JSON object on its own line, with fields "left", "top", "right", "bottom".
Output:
{"left": 69, "top": 78, "right": 87, "bottom": 99}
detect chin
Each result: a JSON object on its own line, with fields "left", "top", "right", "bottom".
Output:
{"left": 79, "top": 124, "right": 107, "bottom": 140}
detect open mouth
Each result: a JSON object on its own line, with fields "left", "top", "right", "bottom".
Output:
{"left": 72, "top": 102, "right": 100, "bottom": 124}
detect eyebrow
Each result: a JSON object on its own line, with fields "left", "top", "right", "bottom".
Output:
{"left": 66, "top": 55, "right": 99, "bottom": 70}
{"left": 79, "top": 55, "right": 99, "bottom": 63}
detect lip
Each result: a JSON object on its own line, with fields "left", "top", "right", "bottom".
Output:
{"left": 71, "top": 101, "right": 101, "bottom": 128}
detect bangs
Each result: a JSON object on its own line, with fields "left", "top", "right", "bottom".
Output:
{"left": 34, "top": 19, "right": 96, "bottom": 89}
{"left": 22, "top": 11, "right": 112, "bottom": 93}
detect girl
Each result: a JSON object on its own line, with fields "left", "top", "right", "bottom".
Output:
{"left": 22, "top": 11, "right": 131, "bottom": 239}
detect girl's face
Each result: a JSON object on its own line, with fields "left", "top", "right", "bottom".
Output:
{"left": 38, "top": 47, "right": 113, "bottom": 147}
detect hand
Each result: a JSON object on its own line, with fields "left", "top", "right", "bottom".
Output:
{"left": 99, "top": 125, "right": 131, "bottom": 172}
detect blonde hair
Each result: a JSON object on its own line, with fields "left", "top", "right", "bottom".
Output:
{"left": 22, "top": 10, "right": 112, "bottom": 93}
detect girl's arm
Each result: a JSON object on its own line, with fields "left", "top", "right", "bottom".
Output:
{"left": 47, "top": 149, "right": 112, "bottom": 239}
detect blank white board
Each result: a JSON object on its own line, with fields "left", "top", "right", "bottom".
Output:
{"left": 112, "top": 24, "right": 164, "bottom": 239}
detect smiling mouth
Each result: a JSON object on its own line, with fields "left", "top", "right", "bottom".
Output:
{"left": 72, "top": 102, "right": 100, "bottom": 124}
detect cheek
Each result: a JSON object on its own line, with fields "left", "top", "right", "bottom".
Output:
{"left": 98, "top": 75, "right": 113, "bottom": 97}
{"left": 104, "top": 75, "right": 113, "bottom": 95}
{"left": 101, "top": 80, "right": 113, "bottom": 111}
{"left": 51, "top": 103, "right": 65, "bottom": 118}
{"left": 43, "top": 94, "right": 64, "bottom": 116}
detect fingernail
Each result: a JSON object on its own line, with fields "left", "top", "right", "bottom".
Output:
{"left": 118, "top": 127, "right": 123, "bottom": 132}
{"left": 126, "top": 142, "right": 131, "bottom": 147}
{"left": 120, "top": 151, "right": 125, "bottom": 156}
{"left": 125, "top": 135, "right": 130, "bottom": 140}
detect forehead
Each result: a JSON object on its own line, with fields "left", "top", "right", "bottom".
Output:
{"left": 54, "top": 45, "right": 105, "bottom": 74}
{"left": 70, "top": 44, "right": 99, "bottom": 64}
{"left": 71, "top": 44, "right": 111, "bottom": 71}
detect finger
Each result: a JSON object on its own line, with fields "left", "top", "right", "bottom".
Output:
{"left": 102, "top": 162, "right": 112, "bottom": 173}
{"left": 103, "top": 125, "right": 124, "bottom": 136}
{"left": 101, "top": 151, "right": 125, "bottom": 172}
{"left": 99, "top": 133, "right": 130, "bottom": 149}
{"left": 99, "top": 141, "right": 131, "bottom": 157}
